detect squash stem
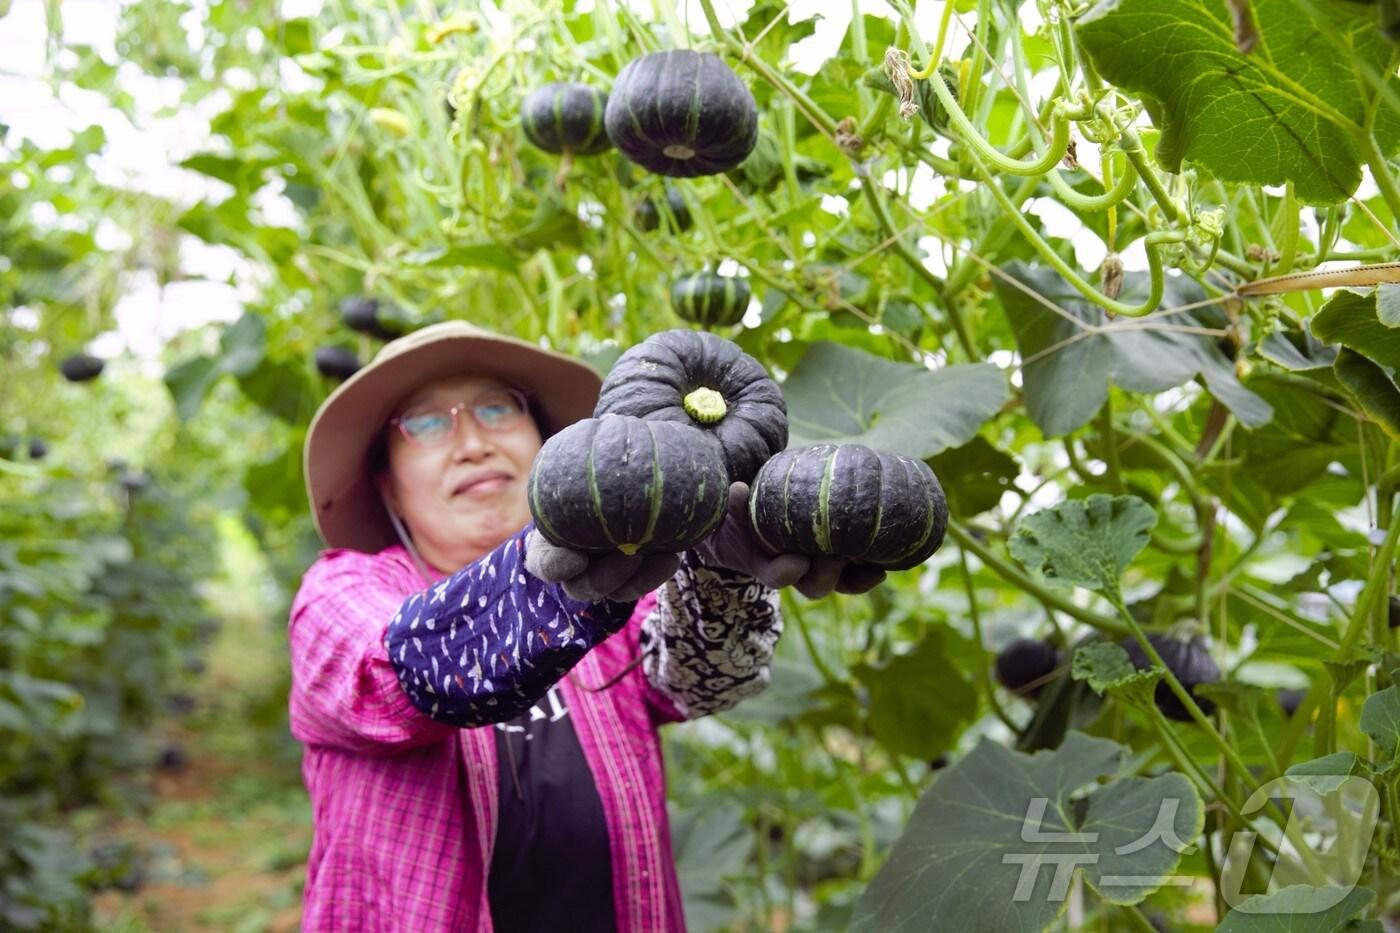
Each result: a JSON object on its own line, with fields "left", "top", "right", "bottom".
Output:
{"left": 682, "top": 387, "right": 726, "bottom": 423}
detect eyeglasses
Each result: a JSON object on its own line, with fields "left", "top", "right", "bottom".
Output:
{"left": 388, "top": 388, "right": 531, "bottom": 448}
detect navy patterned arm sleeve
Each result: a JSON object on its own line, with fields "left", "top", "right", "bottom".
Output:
{"left": 638, "top": 551, "right": 783, "bottom": 719}
{"left": 384, "top": 525, "right": 636, "bottom": 727}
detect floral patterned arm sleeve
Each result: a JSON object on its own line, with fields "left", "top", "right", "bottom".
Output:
{"left": 638, "top": 550, "right": 783, "bottom": 719}
{"left": 384, "top": 525, "right": 636, "bottom": 727}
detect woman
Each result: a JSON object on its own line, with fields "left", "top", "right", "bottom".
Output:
{"left": 288, "top": 320, "right": 883, "bottom": 932}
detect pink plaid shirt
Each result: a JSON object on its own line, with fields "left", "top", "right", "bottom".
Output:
{"left": 288, "top": 544, "right": 691, "bottom": 932}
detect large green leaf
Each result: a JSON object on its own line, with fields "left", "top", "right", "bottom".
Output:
{"left": 931, "top": 436, "right": 1020, "bottom": 518}
{"left": 852, "top": 630, "right": 976, "bottom": 760}
{"left": 1333, "top": 348, "right": 1400, "bottom": 438}
{"left": 1216, "top": 884, "right": 1375, "bottom": 932}
{"left": 1359, "top": 686, "right": 1400, "bottom": 759}
{"left": 994, "top": 263, "right": 1271, "bottom": 437}
{"left": 669, "top": 800, "right": 752, "bottom": 933}
{"left": 781, "top": 342, "right": 1008, "bottom": 458}
{"left": 1311, "top": 290, "right": 1400, "bottom": 372}
{"left": 851, "top": 732, "right": 1202, "bottom": 932}
{"left": 162, "top": 313, "right": 269, "bottom": 421}
{"left": 163, "top": 355, "right": 222, "bottom": 422}
{"left": 1077, "top": 0, "right": 1400, "bottom": 203}
{"left": 1378, "top": 284, "right": 1400, "bottom": 328}
{"left": 1284, "top": 752, "right": 1366, "bottom": 795}
{"left": 1009, "top": 495, "right": 1157, "bottom": 603}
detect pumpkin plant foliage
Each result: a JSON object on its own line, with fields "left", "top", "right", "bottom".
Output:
{"left": 4, "top": 0, "right": 1400, "bottom": 927}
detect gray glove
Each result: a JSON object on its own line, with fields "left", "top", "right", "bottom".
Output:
{"left": 524, "top": 528, "right": 681, "bottom": 603}
{"left": 696, "top": 482, "right": 888, "bottom": 599}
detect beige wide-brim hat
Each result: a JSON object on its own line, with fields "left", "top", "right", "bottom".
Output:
{"left": 304, "top": 320, "right": 602, "bottom": 552}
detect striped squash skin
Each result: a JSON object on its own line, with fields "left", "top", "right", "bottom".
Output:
{"left": 520, "top": 82, "right": 612, "bottom": 156}
{"left": 595, "top": 329, "right": 787, "bottom": 486}
{"left": 671, "top": 272, "right": 751, "bottom": 328}
{"left": 603, "top": 50, "right": 758, "bottom": 177}
{"left": 528, "top": 415, "right": 728, "bottom": 554}
{"left": 749, "top": 444, "right": 948, "bottom": 570}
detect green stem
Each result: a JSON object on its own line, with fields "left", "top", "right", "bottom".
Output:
{"left": 910, "top": 0, "right": 956, "bottom": 78}
{"left": 1148, "top": 706, "right": 1276, "bottom": 854}
{"left": 1119, "top": 428, "right": 1206, "bottom": 513}
{"left": 858, "top": 169, "right": 974, "bottom": 359}
{"left": 960, "top": 0, "right": 993, "bottom": 124}
{"left": 965, "top": 147, "right": 1185, "bottom": 317}
{"left": 926, "top": 68, "right": 1078, "bottom": 176}
{"left": 1275, "top": 183, "right": 1300, "bottom": 273}
{"left": 698, "top": 0, "right": 838, "bottom": 140}
{"left": 1120, "top": 124, "right": 1187, "bottom": 225}
{"left": 1338, "top": 509, "right": 1400, "bottom": 657}
{"left": 959, "top": 549, "right": 1019, "bottom": 732}
{"left": 1361, "top": 132, "right": 1400, "bottom": 231}
{"left": 1122, "top": 906, "right": 1158, "bottom": 933}
{"left": 1046, "top": 158, "right": 1139, "bottom": 213}
{"left": 788, "top": 597, "right": 842, "bottom": 689}
{"left": 651, "top": 0, "right": 690, "bottom": 48}
{"left": 889, "top": 753, "right": 923, "bottom": 800}
{"left": 1381, "top": 462, "right": 1400, "bottom": 494}
{"left": 1112, "top": 597, "right": 1256, "bottom": 782}
{"left": 948, "top": 521, "right": 1128, "bottom": 635}
{"left": 944, "top": 175, "right": 1041, "bottom": 298}
{"left": 1098, "top": 397, "right": 1126, "bottom": 495}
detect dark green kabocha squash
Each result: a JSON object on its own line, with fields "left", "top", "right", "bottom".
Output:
{"left": 59, "top": 353, "right": 104, "bottom": 383}
{"left": 604, "top": 50, "right": 759, "bottom": 177}
{"left": 670, "top": 272, "right": 751, "bottom": 328}
{"left": 995, "top": 638, "right": 1060, "bottom": 698}
{"left": 314, "top": 346, "right": 361, "bottom": 381}
{"left": 528, "top": 414, "right": 729, "bottom": 555}
{"left": 634, "top": 187, "right": 692, "bottom": 232}
{"left": 594, "top": 329, "right": 787, "bottom": 486}
{"left": 340, "top": 296, "right": 407, "bottom": 341}
{"left": 1121, "top": 633, "right": 1221, "bottom": 723}
{"left": 748, "top": 444, "right": 948, "bottom": 570}
{"left": 1388, "top": 594, "right": 1400, "bottom": 628}
{"left": 520, "top": 82, "right": 611, "bottom": 156}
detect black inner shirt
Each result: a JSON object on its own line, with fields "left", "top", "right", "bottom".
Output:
{"left": 487, "top": 683, "right": 616, "bottom": 932}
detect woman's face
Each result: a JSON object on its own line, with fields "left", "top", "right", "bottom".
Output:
{"left": 377, "top": 373, "right": 543, "bottom": 573}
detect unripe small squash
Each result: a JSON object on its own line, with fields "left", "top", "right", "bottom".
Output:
{"left": 604, "top": 50, "right": 758, "bottom": 177}
{"left": 670, "top": 272, "right": 750, "bottom": 328}
{"left": 520, "top": 82, "right": 611, "bottom": 156}
{"left": 748, "top": 444, "right": 948, "bottom": 570}
{"left": 594, "top": 329, "right": 787, "bottom": 486}
{"left": 527, "top": 415, "right": 728, "bottom": 555}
